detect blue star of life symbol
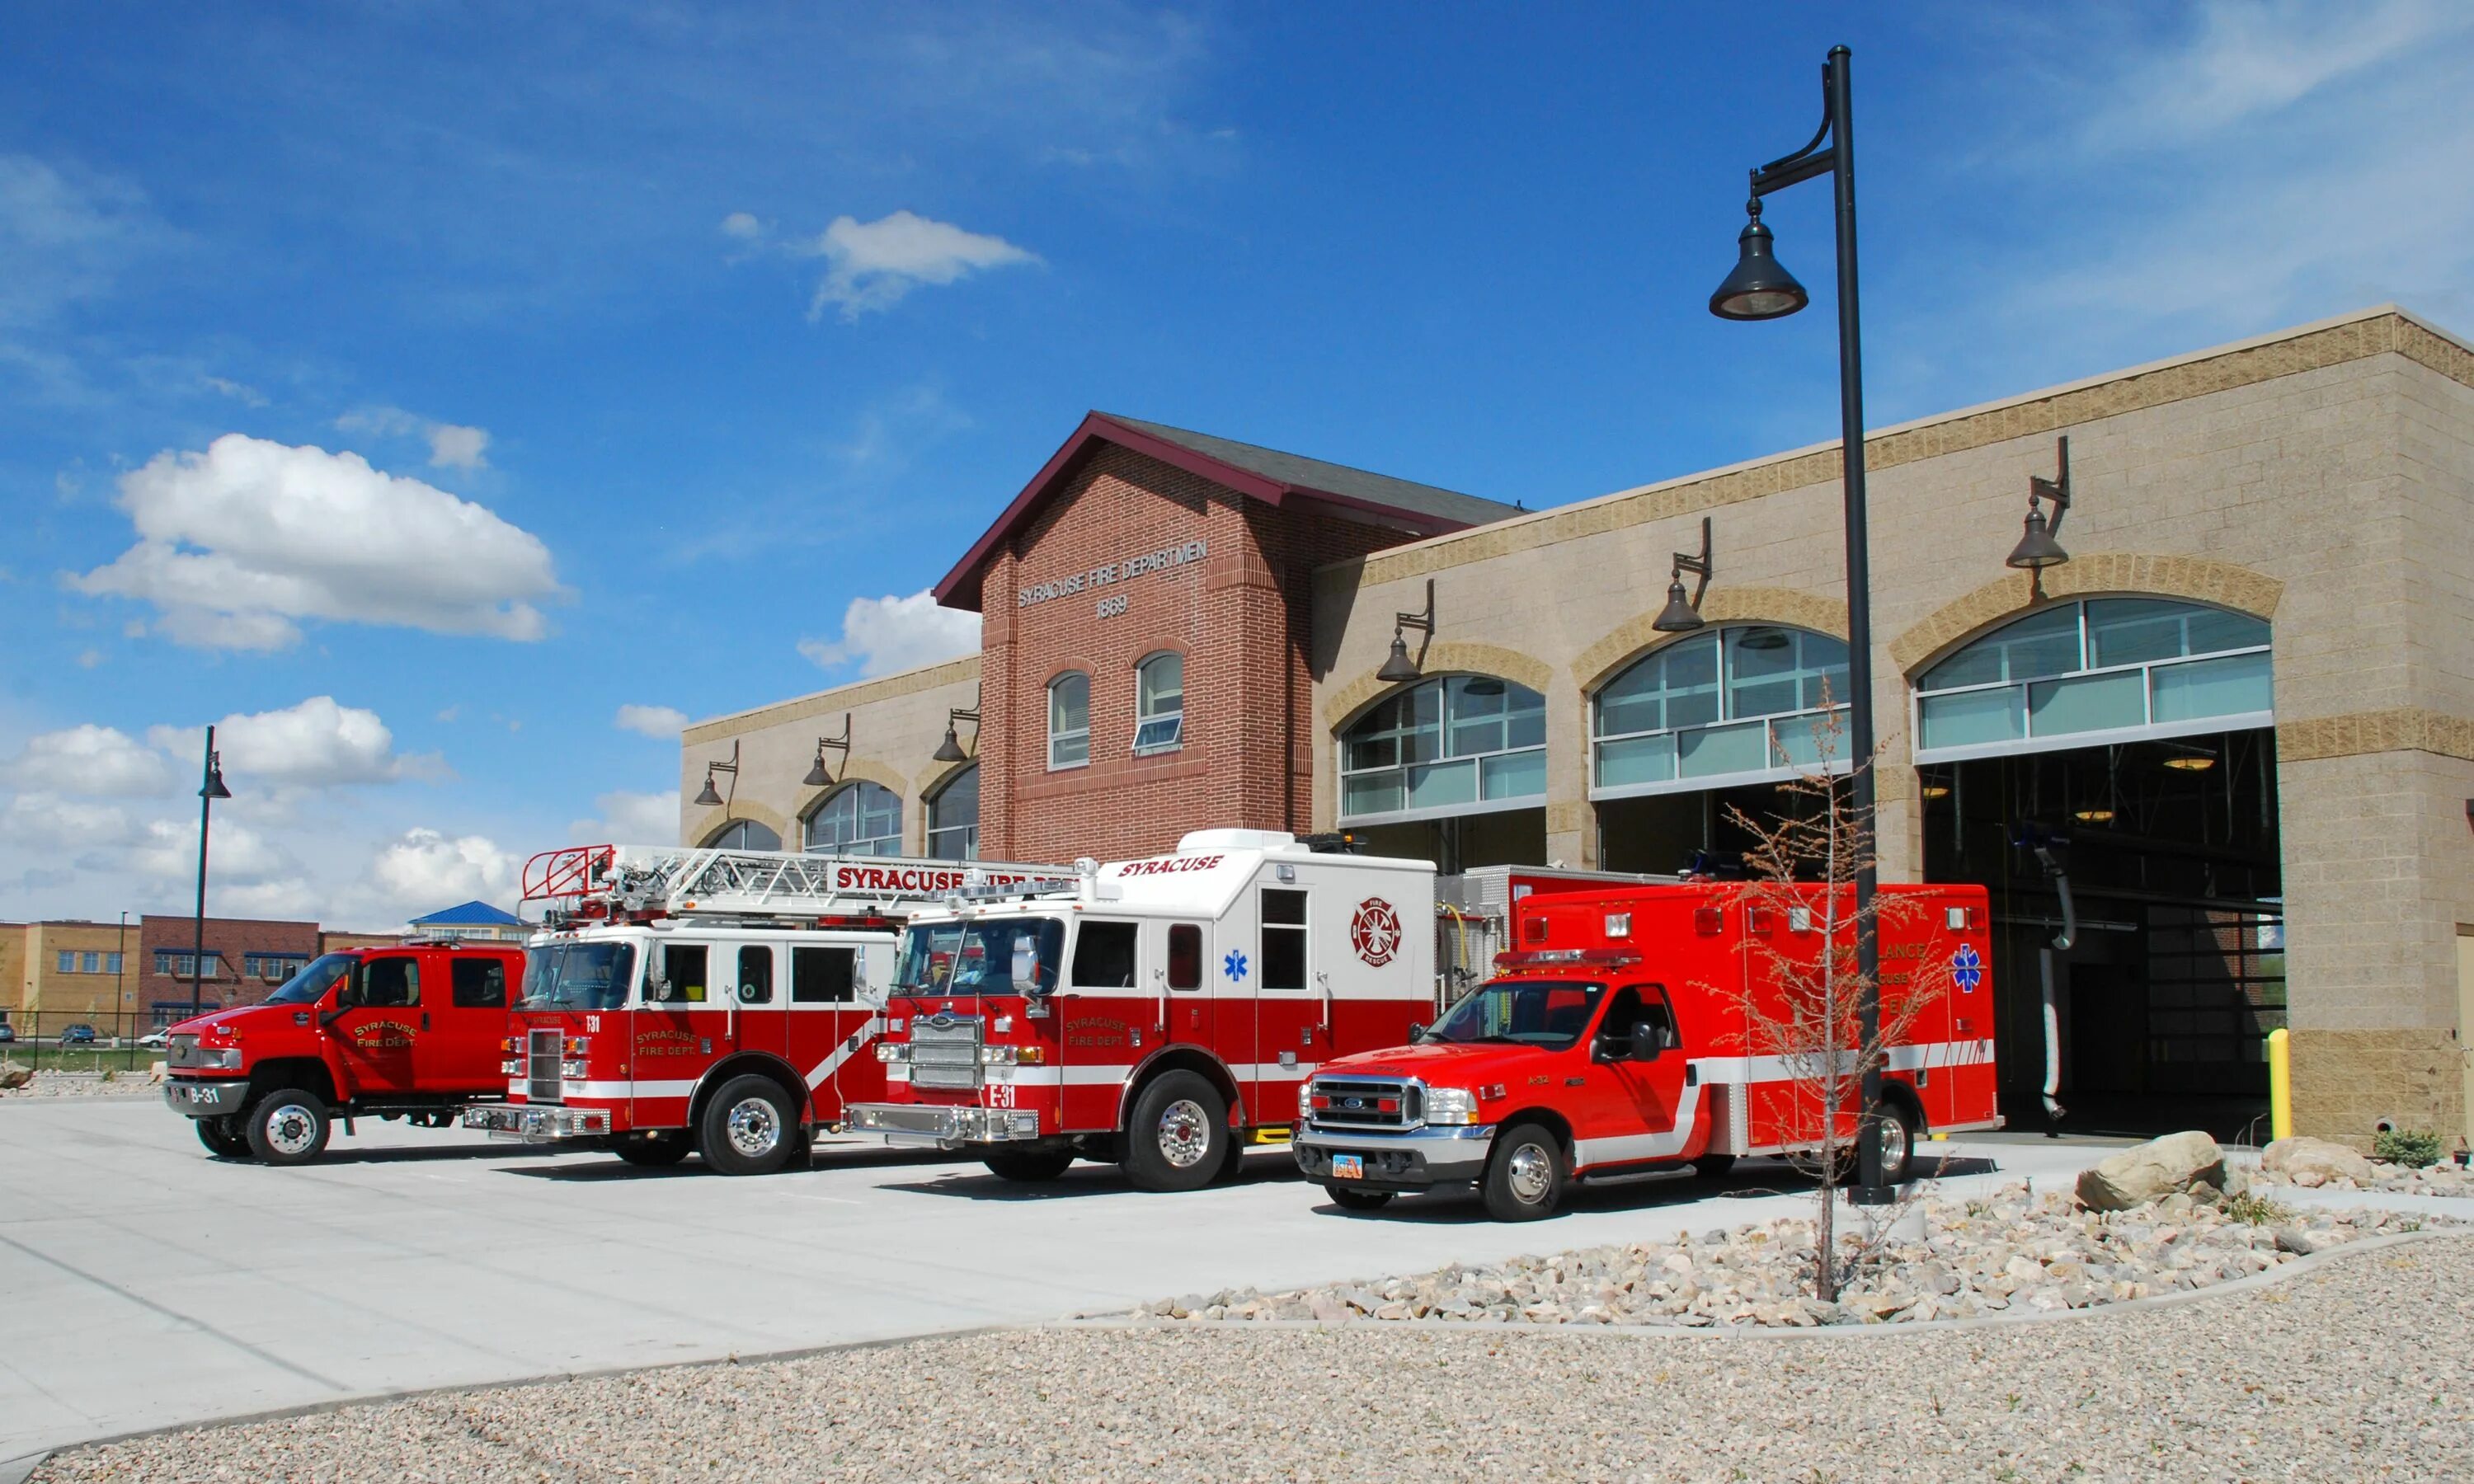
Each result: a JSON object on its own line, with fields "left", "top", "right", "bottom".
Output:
{"left": 1223, "top": 949, "right": 1248, "bottom": 982}
{"left": 1951, "top": 942, "right": 1983, "bottom": 993}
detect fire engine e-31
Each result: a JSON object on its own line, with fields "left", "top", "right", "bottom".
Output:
{"left": 1295, "top": 879, "right": 2002, "bottom": 1220}
{"left": 462, "top": 843, "right": 1062, "bottom": 1173}
{"left": 845, "top": 829, "right": 1441, "bottom": 1191}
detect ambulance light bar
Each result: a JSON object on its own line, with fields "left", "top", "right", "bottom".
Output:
{"left": 1494, "top": 947, "right": 1642, "bottom": 969}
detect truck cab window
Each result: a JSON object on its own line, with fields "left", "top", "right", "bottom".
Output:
{"left": 737, "top": 946, "right": 774, "bottom": 1004}
{"left": 1167, "top": 924, "right": 1202, "bottom": 990}
{"left": 362, "top": 957, "right": 419, "bottom": 1007}
{"left": 1262, "top": 890, "right": 1308, "bottom": 990}
{"left": 450, "top": 958, "right": 507, "bottom": 1009}
{"left": 1072, "top": 922, "right": 1138, "bottom": 989}
{"left": 1598, "top": 985, "right": 1674, "bottom": 1051}
{"left": 658, "top": 945, "right": 709, "bottom": 1003}
{"left": 793, "top": 946, "right": 857, "bottom": 1003}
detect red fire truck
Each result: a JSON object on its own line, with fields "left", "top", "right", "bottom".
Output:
{"left": 1294, "top": 880, "right": 2001, "bottom": 1219}
{"left": 845, "top": 829, "right": 1461, "bottom": 1190}
{"left": 462, "top": 843, "right": 1061, "bottom": 1173}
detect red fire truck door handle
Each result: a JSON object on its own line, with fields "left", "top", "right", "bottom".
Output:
{"left": 420, "top": 1012, "right": 430, "bottom": 1031}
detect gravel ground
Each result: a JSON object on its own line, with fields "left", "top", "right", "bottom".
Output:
{"left": 2253, "top": 1162, "right": 2474, "bottom": 1200}
{"left": 0, "top": 1071, "right": 164, "bottom": 1099}
{"left": 36, "top": 1233, "right": 2474, "bottom": 1482}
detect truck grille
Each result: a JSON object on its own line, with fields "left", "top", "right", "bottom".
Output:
{"left": 1310, "top": 1077, "right": 1421, "bottom": 1129}
{"left": 526, "top": 1027, "right": 563, "bottom": 1104}
{"left": 908, "top": 1014, "right": 983, "bottom": 1091}
{"left": 167, "top": 1034, "right": 203, "bottom": 1069}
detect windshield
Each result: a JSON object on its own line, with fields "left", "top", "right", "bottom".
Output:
{"left": 522, "top": 941, "right": 637, "bottom": 1011}
{"left": 265, "top": 953, "right": 355, "bottom": 1006}
{"left": 1422, "top": 980, "right": 1605, "bottom": 1050}
{"left": 892, "top": 917, "right": 1062, "bottom": 998}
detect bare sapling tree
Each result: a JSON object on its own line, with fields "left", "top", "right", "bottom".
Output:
{"left": 1718, "top": 696, "right": 1953, "bottom": 1303}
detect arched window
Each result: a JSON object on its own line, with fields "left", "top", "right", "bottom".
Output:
{"left": 707, "top": 819, "right": 781, "bottom": 851}
{"left": 1591, "top": 626, "right": 1850, "bottom": 796}
{"left": 1134, "top": 652, "right": 1183, "bottom": 754}
{"left": 1048, "top": 672, "right": 1089, "bottom": 769}
{"left": 926, "top": 764, "right": 979, "bottom": 861}
{"left": 1339, "top": 674, "right": 1546, "bottom": 822}
{"left": 1913, "top": 599, "right": 2270, "bottom": 761}
{"left": 804, "top": 782, "right": 903, "bottom": 856}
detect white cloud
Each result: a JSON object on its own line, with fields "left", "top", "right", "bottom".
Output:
{"left": 797, "top": 589, "right": 979, "bottom": 678}
{"left": 720, "top": 211, "right": 764, "bottom": 240}
{"left": 70, "top": 434, "right": 562, "bottom": 649}
{"left": 129, "top": 815, "right": 294, "bottom": 885}
{"left": 366, "top": 827, "right": 521, "bottom": 912}
{"left": 200, "top": 374, "right": 269, "bottom": 408}
{"left": 570, "top": 788, "right": 681, "bottom": 846}
{"left": 2, "top": 724, "right": 174, "bottom": 797}
{"left": 615, "top": 703, "right": 689, "bottom": 739}
{"left": 335, "top": 406, "right": 492, "bottom": 471}
{"left": 803, "top": 209, "right": 1038, "bottom": 320}
{"left": 148, "top": 696, "right": 435, "bottom": 789}
{"left": 0, "top": 154, "right": 159, "bottom": 326}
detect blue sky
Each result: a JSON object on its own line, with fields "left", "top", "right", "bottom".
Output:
{"left": 2, "top": 2, "right": 2469, "bottom": 928}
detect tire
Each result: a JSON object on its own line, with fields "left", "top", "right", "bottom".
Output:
{"left": 1121, "top": 1070, "right": 1229, "bottom": 1193}
{"left": 698, "top": 1074, "right": 800, "bottom": 1176}
{"left": 1482, "top": 1120, "right": 1567, "bottom": 1221}
{"left": 245, "top": 1089, "right": 332, "bottom": 1166}
{"left": 1873, "top": 1099, "right": 1917, "bottom": 1185}
{"left": 195, "top": 1116, "right": 251, "bottom": 1159}
{"left": 984, "top": 1150, "right": 1076, "bottom": 1182}
{"left": 1213, "top": 1132, "right": 1249, "bottom": 1184}
{"left": 1328, "top": 1186, "right": 1394, "bottom": 1212}
{"left": 612, "top": 1130, "right": 692, "bottom": 1167}
{"left": 1691, "top": 1153, "right": 1738, "bottom": 1179}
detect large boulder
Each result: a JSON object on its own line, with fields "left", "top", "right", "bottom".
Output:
{"left": 2263, "top": 1136, "right": 2373, "bottom": 1188}
{"left": 0, "top": 1060, "right": 31, "bottom": 1090}
{"left": 2075, "top": 1130, "right": 2227, "bottom": 1212}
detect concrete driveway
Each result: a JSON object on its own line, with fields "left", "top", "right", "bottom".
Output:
{"left": 0, "top": 1098, "right": 2115, "bottom": 1465}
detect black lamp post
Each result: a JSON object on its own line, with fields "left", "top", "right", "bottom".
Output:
{"left": 1711, "top": 44, "right": 1893, "bottom": 1206}
{"left": 190, "top": 726, "right": 231, "bottom": 1019}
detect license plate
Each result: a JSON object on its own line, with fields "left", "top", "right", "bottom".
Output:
{"left": 1331, "top": 1153, "right": 1363, "bottom": 1181}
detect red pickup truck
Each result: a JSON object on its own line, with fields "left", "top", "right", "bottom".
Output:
{"left": 162, "top": 941, "right": 525, "bottom": 1164}
{"left": 1294, "top": 881, "right": 2001, "bottom": 1219}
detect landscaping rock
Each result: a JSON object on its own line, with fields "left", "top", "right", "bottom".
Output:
{"left": 0, "top": 1060, "right": 31, "bottom": 1089}
{"left": 2263, "top": 1136, "right": 2374, "bottom": 1189}
{"left": 2076, "top": 1130, "right": 2227, "bottom": 1212}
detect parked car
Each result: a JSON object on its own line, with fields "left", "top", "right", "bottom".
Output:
{"left": 136, "top": 1030, "right": 170, "bottom": 1050}
{"left": 0, "top": 1024, "right": 16, "bottom": 1044}
{"left": 59, "top": 1024, "right": 97, "bottom": 1045}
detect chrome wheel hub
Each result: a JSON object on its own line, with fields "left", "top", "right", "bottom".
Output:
{"left": 1506, "top": 1141, "right": 1554, "bottom": 1203}
{"left": 1877, "top": 1115, "right": 1907, "bottom": 1176}
{"left": 1156, "top": 1098, "right": 1211, "bottom": 1168}
{"left": 263, "top": 1103, "right": 319, "bottom": 1157}
{"left": 726, "top": 1097, "right": 782, "bottom": 1158}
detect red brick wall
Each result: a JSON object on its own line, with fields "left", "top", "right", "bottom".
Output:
{"left": 138, "top": 914, "right": 322, "bottom": 1013}
{"left": 978, "top": 444, "right": 1405, "bottom": 862}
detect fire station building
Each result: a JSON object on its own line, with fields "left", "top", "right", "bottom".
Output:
{"left": 681, "top": 305, "right": 2474, "bottom": 1149}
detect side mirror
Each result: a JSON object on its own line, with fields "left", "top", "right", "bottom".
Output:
{"left": 1010, "top": 938, "right": 1046, "bottom": 997}
{"left": 1408, "top": 1021, "right": 1427, "bottom": 1042}
{"left": 1592, "top": 1031, "right": 1630, "bottom": 1064}
{"left": 333, "top": 983, "right": 365, "bottom": 1010}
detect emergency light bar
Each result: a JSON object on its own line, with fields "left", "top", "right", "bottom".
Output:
{"left": 1494, "top": 947, "right": 1643, "bottom": 969}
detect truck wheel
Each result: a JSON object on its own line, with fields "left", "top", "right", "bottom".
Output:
{"left": 1873, "top": 1100, "right": 1917, "bottom": 1184}
{"left": 612, "top": 1130, "right": 691, "bottom": 1167}
{"left": 195, "top": 1117, "right": 251, "bottom": 1159}
{"left": 984, "top": 1150, "right": 1075, "bottom": 1182}
{"left": 699, "top": 1075, "right": 798, "bottom": 1176}
{"left": 1482, "top": 1120, "right": 1566, "bottom": 1221}
{"left": 1122, "top": 1071, "right": 1228, "bottom": 1193}
{"left": 1328, "top": 1186, "right": 1394, "bottom": 1212}
{"left": 1691, "top": 1154, "right": 1738, "bottom": 1179}
{"left": 245, "top": 1090, "right": 332, "bottom": 1166}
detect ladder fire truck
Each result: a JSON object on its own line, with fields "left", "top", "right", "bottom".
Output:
{"left": 462, "top": 843, "right": 1065, "bottom": 1174}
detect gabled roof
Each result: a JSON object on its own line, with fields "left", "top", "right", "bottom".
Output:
{"left": 934, "top": 411, "right": 1522, "bottom": 610}
{"left": 410, "top": 899, "right": 523, "bottom": 928}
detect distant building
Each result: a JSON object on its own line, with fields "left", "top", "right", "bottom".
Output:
{"left": 319, "top": 930, "right": 401, "bottom": 956}
{"left": 136, "top": 914, "right": 319, "bottom": 1026}
{"left": 0, "top": 923, "right": 24, "bottom": 1029}
{"left": 407, "top": 900, "right": 528, "bottom": 942}
{"left": 18, "top": 920, "right": 138, "bottom": 1029}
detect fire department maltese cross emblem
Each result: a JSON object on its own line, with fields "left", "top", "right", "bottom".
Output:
{"left": 1350, "top": 897, "right": 1403, "bottom": 968}
{"left": 1952, "top": 943, "right": 1983, "bottom": 993}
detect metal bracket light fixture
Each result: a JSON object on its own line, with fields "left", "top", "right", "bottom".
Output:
{"left": 2006, "top": 435, "right": 2073, "bottom": 592}
{"left": 1651, "top": 517, "right": 1715, "bottom": 632}
{"left": 803, "top": 714, "right": 852, "bottom": 787}
{"left": 693, "top": 740, "right": 740, "bottom": 808}
{"left": 1376, "top": 579, "right": 1436, "bottom": 684}
{"left": 932, "top": 693, "right": 981, "bottom": 764}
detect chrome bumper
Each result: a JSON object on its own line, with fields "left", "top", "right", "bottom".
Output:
{"left": 163, "top": 1078, "right": 247, "bottom": 1117}
{"left": 1293, "top": 1122, "right": 1498, "bottom": 1186}
{"left": 462, "top": 1105, "right": 611, "bottom": 1141}
{"left": 847, "top": 1101, "right": 1042, "bottom": 1148}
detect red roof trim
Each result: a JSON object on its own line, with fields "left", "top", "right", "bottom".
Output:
{"left": 932, "top": 411, "right": 1476, "bottom": 611}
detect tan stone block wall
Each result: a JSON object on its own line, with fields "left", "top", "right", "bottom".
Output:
{"left": 2288, "top": 1029, "right": 2463, "bottom": 1149}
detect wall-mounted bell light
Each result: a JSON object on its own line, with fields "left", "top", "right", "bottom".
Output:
{"left": 694, "top": 740, "right": 740, "bottom": 808}
{"left": 933, "top": 695, "right": 981, "bottom": 764}
{"left": 803, "top": 714, "right": 852, "bottom": 787}
{"left": 2006, "top": 435, "right": 2073, "bottom": 581}
{"left": 1651, "top": 517, "right": 1715, "bottom": 633}
{"left": 1376, "top": 579, "right": 1436, "bottom": 684}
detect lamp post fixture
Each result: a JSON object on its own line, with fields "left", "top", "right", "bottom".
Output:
{"left": 1710, "top": 43, "right": 1894, "bottom": 1206}
{"left": 190, "top": 726, "right": 232, "bottom": 1019}
{"left": 1376, "top": 580, "right": 1437, "bottom": 685}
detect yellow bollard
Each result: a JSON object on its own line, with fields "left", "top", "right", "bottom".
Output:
{"left": 2268, "top": 1026, "right": 2293, "bottom": 1142}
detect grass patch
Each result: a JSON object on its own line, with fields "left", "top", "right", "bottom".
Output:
{"left": 2223, "top": 1190, "right": 2296, "bottom": 1226}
